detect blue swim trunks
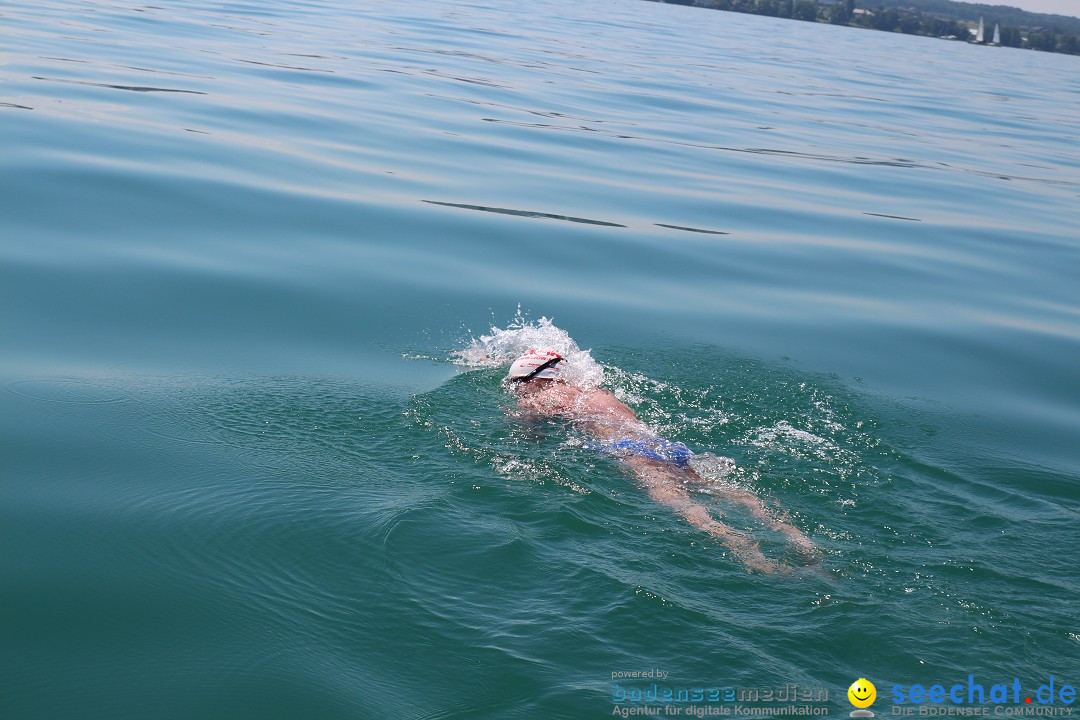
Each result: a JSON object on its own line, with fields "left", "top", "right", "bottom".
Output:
{"left": 604, "top": 437, "right": 693, "bottom": 467}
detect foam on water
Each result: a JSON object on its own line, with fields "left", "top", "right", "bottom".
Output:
{"left": 454, "top": 310, "right": 606, "bottom": 389}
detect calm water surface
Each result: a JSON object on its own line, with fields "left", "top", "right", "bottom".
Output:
{"left": 2, "top": 0, "right": 1079, "bottom": 717}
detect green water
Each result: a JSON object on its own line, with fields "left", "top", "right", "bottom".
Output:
{"left": 2, "top": 0, "right": 1078, "bottom": 717}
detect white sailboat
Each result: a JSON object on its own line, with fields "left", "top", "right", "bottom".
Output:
{"left": 991, "top": 23, "right": 1001, "bottom": 45}
{"left": 974, "top": 16, "right": 985, "bottom": 43}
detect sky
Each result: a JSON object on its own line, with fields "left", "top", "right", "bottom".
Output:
{"left": 998, "top": 0, "right": 1080, "bottom": 17}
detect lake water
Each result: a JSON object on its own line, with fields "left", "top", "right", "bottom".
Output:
{"left": 2, "top": 0, "right": 1078, "bottom": 717}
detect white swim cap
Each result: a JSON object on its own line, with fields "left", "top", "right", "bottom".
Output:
{"left": 507, "top": 349, "right": 564, "bottom": 381}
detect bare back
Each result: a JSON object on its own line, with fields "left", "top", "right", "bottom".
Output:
{"left": 514, "top": 380, "right": 643, "bottom": 440}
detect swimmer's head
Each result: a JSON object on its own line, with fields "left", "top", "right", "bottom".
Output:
{"left": 507, "top": 349, "right": 564, "bottom": 382}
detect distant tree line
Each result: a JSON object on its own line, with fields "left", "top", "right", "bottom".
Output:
{"left": 886, "top": 0, "right": 1080, "bottom": 34}
{"left": 653, "top": 0, "right": 1080, "bottom": 55}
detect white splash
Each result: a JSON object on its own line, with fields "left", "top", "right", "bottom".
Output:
{"left": 453, "top": 310, "right": 605, "bottom": 388}
{"left": 749, "top": 420, "right": 829, "bottom": 449}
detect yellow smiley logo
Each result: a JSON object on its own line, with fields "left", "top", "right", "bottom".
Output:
{"left": 848, "top": 678, "right": 876, "bottom": 709}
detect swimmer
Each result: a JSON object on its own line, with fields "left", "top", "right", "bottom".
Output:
{"left": 506, "top": 349, "right": 818, "bottom": 574}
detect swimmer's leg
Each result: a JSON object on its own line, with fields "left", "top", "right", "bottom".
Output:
{"left": 630, "top": 461, "right": 784, "bottom": 574}
{"left": 717, "top": 485, "right": 819, "bottom": 560}
{"left": 677, "top": 502, "right": 783, "bottom": 574}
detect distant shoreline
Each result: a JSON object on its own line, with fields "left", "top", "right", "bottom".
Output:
{"left": 645, "top": 0, "right": 1080, "bottom": 55}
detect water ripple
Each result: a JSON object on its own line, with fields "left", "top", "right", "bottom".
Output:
{"left": 31, "top": 75, "right": 207, "bottom": 94}
{"left": 423, "top": 200, "right": 626, "bottom": 227}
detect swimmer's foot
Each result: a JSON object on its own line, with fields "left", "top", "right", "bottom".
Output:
{"left": 788, "top": 531, "right": 818, "bottom": 554}
{"left": 787, "top": 537, "right": 824, "bottom": 568}
{"left": 725, "top": 536, "right": 786, "bottom": 575}
{"left": 763, "top": 520, "right": 820, "bottom": 562}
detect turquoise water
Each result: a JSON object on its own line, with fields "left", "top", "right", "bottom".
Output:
{"left": 2, "top": 0, "right": 1079, "bottom": 716}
